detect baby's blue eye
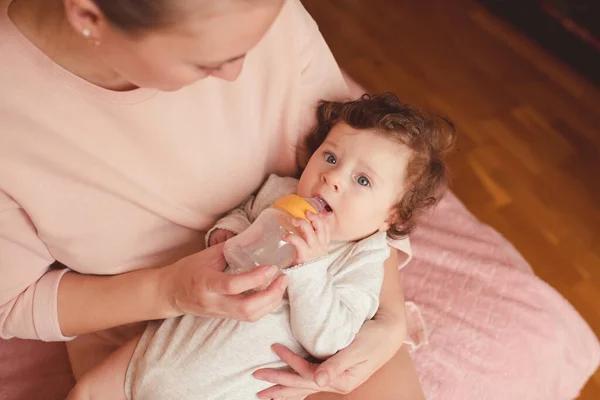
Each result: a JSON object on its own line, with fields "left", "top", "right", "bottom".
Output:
{"left": 325, "top": 153, "right": 336, "bottom": 164}
{"left": 357, "top": 176, "right": 371, "bottom": 187}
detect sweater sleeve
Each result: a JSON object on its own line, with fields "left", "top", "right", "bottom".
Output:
{"left": 0, "top": 191, "right": 72, "bottom": 341}
{"left": 284, "top": 243, "right": 388, "bottom": 359}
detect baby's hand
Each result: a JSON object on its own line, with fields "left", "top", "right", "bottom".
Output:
{"left": 285, "top": 212, "right": 331, "bottom": 264}
{"left": 208, "top": 229, "right": 236, "bottom": 247}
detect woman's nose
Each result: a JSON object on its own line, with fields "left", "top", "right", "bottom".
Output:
{"left": 210, "top": 59, "right": 245, "bottom": 81}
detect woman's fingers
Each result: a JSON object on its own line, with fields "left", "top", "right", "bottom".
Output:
{"left": 253, "top": 368, "right": 319, "bottom": 390}
{"left": 202, "top": 271, "right": 287, "bottom": 321}
{"left": 168, "top": 244, "right": 288, "bottom": 320}
{"left": 210, "top": 274, "right": 287, "bottom": 321}
{"left": 270, "top": 344, "right": 315, "bottom": 379}
{"left": 235, "top": 275, "right": 288, "bottom": 321}
{"left": 316, "top": 344, "right": 366, "bottom": 385}
{"left": 251, "top": 342, "right": 370, "bottom": 397}
{"left": 253, "top": 345, "right": 324, "bottom": 398}
{"left": 209, "top": 265, "right": 279, "bottom": 295}
{"left": 197, "top": 241, "right": 228, "bottom": 271}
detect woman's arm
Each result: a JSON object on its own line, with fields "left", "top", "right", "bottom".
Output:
{"left": 1, "top": 191, "right": 288, "bottom": 340}
{"left": 0, "top": 191, "right": 171, "bottom": 340}
{"left": 373, "top": 247, "right": 408, "bottom": 344}
{"left": 0, "top": 191, "right": 65, "bottom": 341}
{"left": 57, "top": 243, "right": 288, "bottom": 337}
{"left": 57, "top": 267, "right": 165, "bottom": 337}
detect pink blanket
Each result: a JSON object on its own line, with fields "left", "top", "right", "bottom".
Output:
{"left": 406, "top": 192, "right": 599, "bottom": 399}
{"left": 1, "top": 77, "right": 598, "bottom": 400}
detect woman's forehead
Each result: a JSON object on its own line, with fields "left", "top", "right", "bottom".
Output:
{"left": 142, "top": 0, "right": 283, "bottom": 63}
{"left": 173, "top": 0, "right": 283, "bottom": 29}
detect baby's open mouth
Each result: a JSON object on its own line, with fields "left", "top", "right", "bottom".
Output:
{"left": 315, "top": 197, "right": 333, "bottom": 215}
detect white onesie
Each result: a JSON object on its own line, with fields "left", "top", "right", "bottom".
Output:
{"left": 124, "top": 175, "right": 397, "bottom": 400}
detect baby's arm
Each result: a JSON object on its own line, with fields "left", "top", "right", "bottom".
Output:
{"left": 66, "top": 337, "right": 139, "bottom": 400}
{"left": 285, "top": 246, "right": 387, "bottom": 360}
{"left": 205, "top": 204, "right": 252, "bottom": 248}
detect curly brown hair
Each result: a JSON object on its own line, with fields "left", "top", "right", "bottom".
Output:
{"left": 299, "top": 92, "right": 456, "bottom": 239}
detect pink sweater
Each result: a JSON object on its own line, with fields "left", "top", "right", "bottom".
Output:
{"left": 0, "top": 0, "right": 352, "bottom": 341}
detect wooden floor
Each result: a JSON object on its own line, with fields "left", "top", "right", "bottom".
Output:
{"left": 302, "top": 0, "right": 600, "bottom": 397}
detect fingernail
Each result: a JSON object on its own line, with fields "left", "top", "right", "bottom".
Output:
{"left": 265, "top": 266, "right": 278, "bottom": 277}
{"left": 316, "top": 371, "right": 329, "bottom": 387}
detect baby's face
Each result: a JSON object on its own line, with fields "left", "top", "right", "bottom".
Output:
{"left": 297, "top": 123, "right": 412, "bottom": 242}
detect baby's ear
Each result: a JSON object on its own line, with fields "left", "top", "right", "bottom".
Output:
{"left": 378, "top": 209, "right": 399, "bottom": 232}
{"left": 378, "top": 221, "right": 391, "bottom": 232}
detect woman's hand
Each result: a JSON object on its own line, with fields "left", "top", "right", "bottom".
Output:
{"left": 159, "top": 242, "right": 288, "bottom": 321}
{"left": 253, "top": 317, "right": 405, "bottom": 399}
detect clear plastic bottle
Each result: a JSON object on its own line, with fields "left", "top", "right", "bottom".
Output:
{"left": 223, "top": 195, "right": 326, "bottom": 283}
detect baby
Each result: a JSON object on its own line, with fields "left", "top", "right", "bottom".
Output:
{"left": 68, "top": 92, "right": 455, "bottom": 400}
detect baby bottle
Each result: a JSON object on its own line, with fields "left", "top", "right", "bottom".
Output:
{"left": 223, "top": 194, "right": 326, "bottom": 281}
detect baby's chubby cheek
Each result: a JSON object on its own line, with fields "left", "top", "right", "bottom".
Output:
{"left": 322, "top": 216, "right": 339, "bottom": 240}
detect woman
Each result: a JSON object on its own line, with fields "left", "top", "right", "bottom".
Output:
{"left": 0, "top": 0, "right": 424, "bottom": 398}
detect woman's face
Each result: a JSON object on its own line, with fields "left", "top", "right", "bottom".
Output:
{"left": 68, "top": 0, "right": 284, "bottom": 91}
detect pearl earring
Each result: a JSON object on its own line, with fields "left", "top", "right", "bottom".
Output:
{"left": 82, "top": 28, "right": 100, "bottom": 46}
